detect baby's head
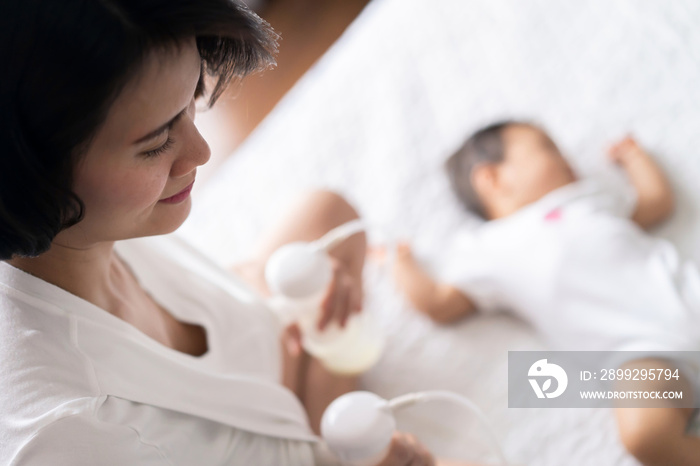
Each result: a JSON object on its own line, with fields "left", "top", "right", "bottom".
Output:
{"left": 445, "top": 121, "right": 576, "bottom": 220}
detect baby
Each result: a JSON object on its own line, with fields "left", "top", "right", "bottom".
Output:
{"left": 392, "top": 121, "right": 700, "bottom": 466}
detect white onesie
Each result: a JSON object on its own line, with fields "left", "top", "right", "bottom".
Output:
{"left": 437, "top": 178, "right": 700, "bottom": 355}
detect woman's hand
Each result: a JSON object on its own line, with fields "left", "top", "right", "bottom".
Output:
{"left": 376, "top": 432, "right": 436, "bottom": 466}
{"left": 317, "top": 256, "right": 363, "bottom": 331}
{"left": 281, "top": 256, "right": 362, "bottom": 357}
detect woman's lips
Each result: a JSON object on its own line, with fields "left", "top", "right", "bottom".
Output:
{"left": 159, "top": 180, "right": 194, "bottom": 204}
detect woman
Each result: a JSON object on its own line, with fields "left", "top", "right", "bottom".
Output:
{"left": 0, "top": 1, "right": 453, "bottom": 464}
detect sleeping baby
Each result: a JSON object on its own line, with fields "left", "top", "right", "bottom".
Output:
{"left": 391, "top": 120, "right": 700, "bottom": 466}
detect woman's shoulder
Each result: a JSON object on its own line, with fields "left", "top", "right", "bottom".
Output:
{"left": 0, "top": 295, "right": 104, "bottom": 464}
{"left": 0, "top": 282, "right": 96, "bottom": 381}
{"left": 0, "top": 292, "right": 99, "bottom": 399}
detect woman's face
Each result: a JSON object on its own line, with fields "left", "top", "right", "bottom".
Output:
{"left": 64, "top": 37, "right": 210, "bottom": 247}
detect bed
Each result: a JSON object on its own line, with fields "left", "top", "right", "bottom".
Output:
{"left": 178, "top": 0, "right": 700, "bottom": 464}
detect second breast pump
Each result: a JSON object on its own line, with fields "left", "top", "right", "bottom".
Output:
{"left": 264, "top": 219, "right": 384, "bottom": 375}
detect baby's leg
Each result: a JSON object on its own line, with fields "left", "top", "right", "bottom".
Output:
{"left": 614, "top": 358, "right": 699, "bottom": 466}
{"left": 616, "top": 405, "right": 698, "bottom": 465}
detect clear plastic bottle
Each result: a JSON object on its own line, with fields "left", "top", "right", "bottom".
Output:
{"left": 265, "top": 221, "right": 384, "bottom": 375}
{"left": 269, "top": 290, "right": 383, "bottom": 375}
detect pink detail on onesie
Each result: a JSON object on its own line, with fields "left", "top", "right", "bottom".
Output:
{"left": 544, "top": 208, "right": 563, "bottom": 222}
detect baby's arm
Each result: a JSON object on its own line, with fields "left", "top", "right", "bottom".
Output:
{"left": 608, "top": 136, "right": 674, "bottom": 229}
{"left": 392, "top": 243, "right": 476, "bottom": 324}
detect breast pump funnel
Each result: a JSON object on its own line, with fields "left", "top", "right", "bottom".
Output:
{"left": 321, "top": 390, "right": 510, "bottom": 466}
{"left": 321, "top": 391, "right": 395, "bottom": 466}
{"left": 264, "top": 220, "right": 384, "bottom": 375}
{"left": 265, "top": 242, "right": 333, "bottom": 299}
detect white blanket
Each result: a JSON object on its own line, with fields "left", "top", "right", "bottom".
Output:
{"left": 180, "top": 0, "right": 700, "bottom": 464}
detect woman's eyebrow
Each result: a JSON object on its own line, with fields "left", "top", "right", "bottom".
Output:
{"left": 132, "top": 107, "right": 187, "bottom": 145}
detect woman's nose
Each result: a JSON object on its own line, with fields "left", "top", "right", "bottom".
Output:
{"left": 190, "top": 124, "right": 211, "bottom": 167}
{"left": 171, "top": 118, "right": 211, "bottom": 177}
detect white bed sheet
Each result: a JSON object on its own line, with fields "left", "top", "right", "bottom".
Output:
{"left": 180, "top": 1, "right": 700, "bottom": 464}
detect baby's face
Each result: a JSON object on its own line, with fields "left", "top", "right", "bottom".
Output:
{"left": 496, "top": 124, "right": 576, "bottom": 209}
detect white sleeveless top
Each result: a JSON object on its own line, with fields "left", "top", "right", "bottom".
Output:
{"left": 0, "top": 232, "right": 339, "bottom": 465}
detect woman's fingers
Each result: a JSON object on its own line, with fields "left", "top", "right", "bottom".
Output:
{"left": 319, "top": 261, "right": 343, "bottom": 330}
{"left": 328, "top": 275, "right": 352, "bottom": 329}
{"left": 378, "top": 433, "right": 410, "bottom": 465}
{"left": 335, "top": 274, "right": 352, "bottom": 327}
{"left": 404, "top": 433, "right": 434, "bottom": 466}
{"left": 318, "top": 260, "right": 362, "bottom": 330}
{"left": 412, "top": 437, "right": 435, "bottom": 466}
{"left": 318, "top": 273, "right": 337, "bottom": 330}
{"left": 282, "top": 323, "right": 303, "bottom": 357}
{"left": 350, "top": 279, "right": 363, "bottom": 314}
{"left": 377, "top": 432, "right": 435, "bottom": 466}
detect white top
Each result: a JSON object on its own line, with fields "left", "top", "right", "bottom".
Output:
{"left": 437, "top": 178, "right": 700, "bottom": 354}
{"left": 0, "top": 233, "right": 340, "bottom": 465}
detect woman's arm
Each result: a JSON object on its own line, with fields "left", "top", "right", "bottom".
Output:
{"left": 608, "top": 136, "right": 675, "bottom": 229}
{"left": 392, "top": 243, "right": 476, "bottom": 324}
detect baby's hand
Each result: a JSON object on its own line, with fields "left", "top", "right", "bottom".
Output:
{"left": 392, "top": 242, "right": 416, "bottom": 279}
{"left": 608, "top": 135, "right": 648, "bottom": 165}
{"left": 395, "top": 242, "right": 412, "bottom": 259}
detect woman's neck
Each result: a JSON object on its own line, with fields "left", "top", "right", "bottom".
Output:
{"left": 7, "top": 239, "right": 126, "bottom": 314}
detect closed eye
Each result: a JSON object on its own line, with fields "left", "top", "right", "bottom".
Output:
{"left": 143, "top": 135, "right": 174, "bottom": 158}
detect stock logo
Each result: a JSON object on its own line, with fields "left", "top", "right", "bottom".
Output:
{"left": 528, "top": 359, "right": 568, "bottom": 399}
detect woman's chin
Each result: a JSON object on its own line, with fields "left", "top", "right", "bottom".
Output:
{"left": 153, "top": 198, "right": 193, "bottom": 234}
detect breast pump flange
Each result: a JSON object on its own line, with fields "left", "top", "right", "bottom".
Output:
{"left": 264, "top": 219, "right": 384, "bottom": 376}
{"left": 321, "top": 390, "right": 510, "bottom": 466}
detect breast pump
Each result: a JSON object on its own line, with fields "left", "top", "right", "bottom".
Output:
{"left": 264, "top": 219, "right": 384, "bottom": 375}
{"left": 264, "top": 219, "right": 509, "bottom": 465}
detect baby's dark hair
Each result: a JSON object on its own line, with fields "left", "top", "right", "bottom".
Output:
{"left": 445, "top": 120, "right": 528, "bottom": 219}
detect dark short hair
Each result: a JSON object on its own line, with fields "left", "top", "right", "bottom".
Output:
{"left": 0, "top": 0, "right": 277, "bottom": 260}
{"left": 445, "top": 120, "right": 528, "bottom": 219}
